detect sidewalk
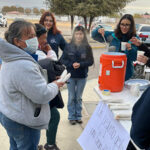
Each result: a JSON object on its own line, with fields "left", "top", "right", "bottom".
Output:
{"left": 0, "top": 78, "right": 100, "bottom": 150}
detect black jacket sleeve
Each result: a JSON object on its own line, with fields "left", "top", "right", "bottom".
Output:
{"left": 60, "top": 45, "right": 74, "bottom": 69}
{"left": 38, "top": 58, "right": 56, "bottom": 82}
{"left": 59, "top": 34, "right": 66, "bottom": 51}
{"left": 130, "top": 87, "right": 150, "bottom": 149}
{"left": 139, "top": 43, "right": 150, "bottom": 57}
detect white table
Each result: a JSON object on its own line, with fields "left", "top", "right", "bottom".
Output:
{"left": 94, "top": 86, "right": 142, "bottom": 133}
{"left": 94, "top": 86, "right": 143, "bottom": 150}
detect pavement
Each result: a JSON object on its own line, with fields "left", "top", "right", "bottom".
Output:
{"left": 0, "top": 78, "right": 100, "bottom": 150}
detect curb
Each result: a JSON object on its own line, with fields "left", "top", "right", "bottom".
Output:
{"left": 91, "top": 45, "right": 106, "bottom": 49}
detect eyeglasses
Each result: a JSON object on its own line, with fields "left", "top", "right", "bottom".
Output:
{"left": 120, "top": 23, "right": 131, "bottom": 28}
{"left": 44, "top": 19, "right": 53, "bottom": 23}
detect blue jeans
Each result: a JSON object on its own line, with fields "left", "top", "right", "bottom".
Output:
{"left": 0, "top": 112, "right": 40, "bottom": 150}
{"left": 67, "top": 78, "right": 86, "bottom": 120}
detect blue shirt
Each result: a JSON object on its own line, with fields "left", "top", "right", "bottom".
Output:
{"left": 47, "top": 30, "right": 66, "bottom": 57}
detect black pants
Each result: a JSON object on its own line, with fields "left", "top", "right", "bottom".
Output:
{"left": 126, "top": 141, "right": 137, "bottom": 150}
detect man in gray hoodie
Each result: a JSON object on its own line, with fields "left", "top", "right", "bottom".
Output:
{"left": 0, "top": 20, "right": 64, "bottom": 150}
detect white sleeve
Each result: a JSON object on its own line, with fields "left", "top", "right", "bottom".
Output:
{"left": 36, "top": 50, "right": 47, "bottom": 60}
{"left": 47, "top": 50, "right": 58, "bottom": 61}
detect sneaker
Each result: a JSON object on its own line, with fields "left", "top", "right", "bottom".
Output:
{"left": 69, "top": 120, "right": 76, "bottom": 125}
{"left": 44, "top": 143, "right": 60, "bottom": 150}
{"left": 38, "top": 145, "right": 43, "bottom": 150}
{"left": 76, "top": 120, "right": 83, "bottom": 124}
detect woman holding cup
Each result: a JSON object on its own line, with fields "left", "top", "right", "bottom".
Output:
{"left": 131, "top": 37, "right": 150, "bottom": 66}
{"left": 92, "top": 14, "right": 138, "bottom": 80}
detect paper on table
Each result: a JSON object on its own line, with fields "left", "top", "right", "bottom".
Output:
{"left": 77, "top": 101, "right": 130, "bottom": 150}
{"left": 114, "top": 111, "right": 132, "bottom": 120}
{"left": 102, "top": 98, "right": 123, "bottom": 103}
{"left": 108, "top": 103, "right": 130, "bottom": 107}
{"left": 110, "top": 105, "right": 131, "bottom": 110}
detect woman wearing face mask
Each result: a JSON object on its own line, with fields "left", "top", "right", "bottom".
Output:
{"left": 39, "top": 11, "right": 66, "bottom": 58}
{"left": 0, "top": 20, "right": 65, "bottom": 150}
{"left": 92, "top": 14, "right": 138, "bottom": 80}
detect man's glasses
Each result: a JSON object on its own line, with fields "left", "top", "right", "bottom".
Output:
{"left": 120, "top": 23, "right": 131, "bottom": 28}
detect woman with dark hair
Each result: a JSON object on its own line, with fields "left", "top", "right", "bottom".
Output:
{"left": 39, "top": 11, "right": 66, "bottom": 58}
{"left": 0, "top": 20, "right": 64, "bottom": 150}
{"left": 92, "top": 14, "right": 138, "bottom": 80}
{"left": 61, "top": 26, "right": 94, "bottom": 125}
{"left": 35, "top": 23, "right": 65, "bottom": 150}
{"left": 35, "top": 23, "right": 57, "bottom": 61}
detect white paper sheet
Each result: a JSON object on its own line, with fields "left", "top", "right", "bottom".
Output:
{"left": 77, "top": 101, "right": 130, "bottom": 150}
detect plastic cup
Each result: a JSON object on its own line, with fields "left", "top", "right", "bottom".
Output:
{"left": 130, "top": 83, "right": 140, "bottom": 97}
{"left": 121, "top": 42, "right": 127, "bottom": 51}
{"left": 138, "top": 51, "right": 144, "bottom": 55}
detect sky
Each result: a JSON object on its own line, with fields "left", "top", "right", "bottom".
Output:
{"left": 124, "top": 0, "right": 150, "bottom": 14}
{"left": 0, "top": 0, "right": 149, "bottom": 14}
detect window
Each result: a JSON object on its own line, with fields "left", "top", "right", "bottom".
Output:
{"left": 140, "top": 26, "right": 150, "bottom": 32}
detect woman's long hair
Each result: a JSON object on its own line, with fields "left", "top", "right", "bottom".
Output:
{"left": 71, "top": 26, "right": 94, "bottom": 64}
{"left": 114, "top": 14, "right": 136, "bottom": 40}
{"left": 39, "top": 11, "right": 61, "bottom": 35}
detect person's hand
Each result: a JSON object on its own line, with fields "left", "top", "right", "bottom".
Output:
{"left": 98, "top": 28, "right": 105, "bottom": 37}
{"left": 53, "top": 81, "right": 65, "bottom": 88}
{"left": 130, "top": 37, "right": 142, "bottom": 46}
{"left": 55, "top": 76, "right": 60, "bottom": 80}
{"left": 126, "top": 43, "right": 132, "bottom": 50}
{"left": 41, "top": 43, "right": 52, "bottom": 53}
{"left": 137, "top": 55, "right": 148, "bottom": 64}
{"left": 73, "top": 62, "right": 80, "bottom": 69}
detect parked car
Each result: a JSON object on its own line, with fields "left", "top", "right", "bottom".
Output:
{"left": 0, "top": 14, "right": 7, "bottom": 27}
{"left": 136, "top": 24, "right": 150, "bottom": 47}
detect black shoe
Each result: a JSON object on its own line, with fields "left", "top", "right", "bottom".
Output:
{"left": 44, "top": 143, "right": 60, "bottom": 150}
{"left": 76, "top": 120, "right": 83, "bottom": 124}
{"left": 69, "top": 120, "right": 76, "bottom": 125}
{"left": 38, "top": 145, "right": 43, "bottom": 150}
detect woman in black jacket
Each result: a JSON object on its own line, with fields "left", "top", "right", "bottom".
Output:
{"left": 127, "top": 37, "right": 150, "bottom": 149}
{"left": 61, "top": 26, "right": 94, "bottom": 125}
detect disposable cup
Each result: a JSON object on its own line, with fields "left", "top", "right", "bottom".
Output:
{"left": 121, "top": 42, "right": 127, "bottom": 51}
{"left": 138, "top": 51, "right": 144, "bottom": 55}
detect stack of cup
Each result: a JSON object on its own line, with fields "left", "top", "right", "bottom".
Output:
{"left": 130, "top": 83, "right": 140, "bottom": 97}
{"left": 137, "top": 51, "right": 145, "bottom": 65}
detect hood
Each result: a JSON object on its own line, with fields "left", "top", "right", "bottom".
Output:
{"left": 0, "top": 38, "right": 36, "bottom": 63}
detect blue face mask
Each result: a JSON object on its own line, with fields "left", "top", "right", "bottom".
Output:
{"left": 24, "top": 37, "right": 39, "bottom": 54}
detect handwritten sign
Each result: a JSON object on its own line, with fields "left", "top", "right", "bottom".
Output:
{"left": 77, "top": 101, "right": 130, "bottom": 150}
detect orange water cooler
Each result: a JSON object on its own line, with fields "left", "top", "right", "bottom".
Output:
{"left": 99, "top": 52, "right": 127, "bottom": 92}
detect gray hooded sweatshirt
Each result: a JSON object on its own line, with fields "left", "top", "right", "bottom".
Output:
{"left": 0, "top": 38, "right": 58, "bottom": 129}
